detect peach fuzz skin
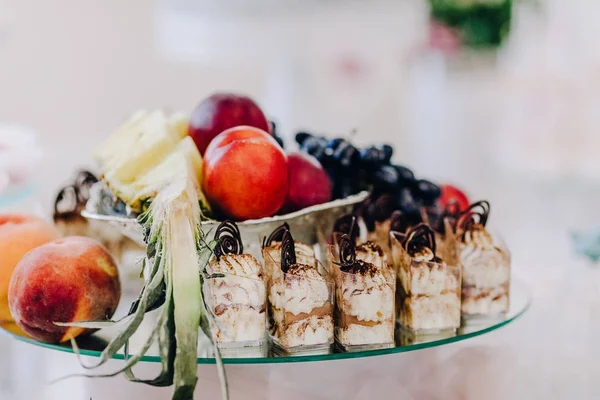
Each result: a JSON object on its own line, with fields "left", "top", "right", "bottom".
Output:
{"left": 0, "top": 213, "right": 60, "bottom": 322}
{"left": 8, "top": 236, "right": 121, "bottom": 344}
{"left": 203, "top": 126, "right": 288, "bottom": 220}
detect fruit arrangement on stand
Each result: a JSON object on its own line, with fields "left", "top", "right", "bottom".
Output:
{"left": 0, "top": 92, "right": 513, "bottom": 400}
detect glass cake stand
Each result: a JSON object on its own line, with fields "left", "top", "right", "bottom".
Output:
{"left": 0, "top": 280, "right": 530, "bottom": 365}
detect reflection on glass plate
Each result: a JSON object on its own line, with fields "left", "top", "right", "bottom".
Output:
{"left": 0, "top": 280, "right": 530, "bottom": 365}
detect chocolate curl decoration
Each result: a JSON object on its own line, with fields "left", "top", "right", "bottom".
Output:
{"left": 262, "top": 222, "right": 290, "bottom": 248}
{"left": 456, "top": 200, "right": 490, "bottom": 234}
{"left": 214, "top": 221, "right": 243, "bottom": 259}
{"left": 280, "top": 230, "right": 296, "bottom": 273}
{"left": 403, "top": 223, "right": 437, "bottom": 258}
{"left": 333, "top": 214, "right": 358, "bottom": 244}
{"left": 54, "top": 185, "right": 80, "bottom": 219}
{"left": 336, "top": 233, "right": 356, "bottom": 268}
{"left": 74, "top": 170, "right": 99, "bottom": 204}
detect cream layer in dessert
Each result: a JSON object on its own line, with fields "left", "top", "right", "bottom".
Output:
{"left": 335, "top": 260, "right": 395, "bottom": 346}
{"left": 206, "top": 254, "right": 266, "bottom": 344}
{"left": 355, "top": 241, "right": 388, "bottom": 269}
{"left": 269, "top": 263, "right": 333, "bottom": 348}
{"left": 461, "top": 283, "right": 509, "bottom": 316}
{"left": 392, "top": 226, "right": 461, "bottom": 332}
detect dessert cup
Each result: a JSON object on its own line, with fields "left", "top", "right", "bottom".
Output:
{"left": 328, "top": 236, "right": 396, "bottom": 350}
{"left": 204, "top": 253, "right": 267, "bottom": 348}
{"left": 459, "top": 233, "right": 511, "bottom": 318}
{"left": 453, "top": 201, "right": 511, "bottom": 318}
{"left": 391, "top": 224, "right": 461, "bottom": 333}
{"left": 266, "top": 251, "right": 334, "bottom": 354}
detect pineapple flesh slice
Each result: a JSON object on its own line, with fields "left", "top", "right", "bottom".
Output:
{"left": 96, "top": 110, "right": 188, "bottom": 184}
{"left": 97, "top": 110, "right": 210, "bottom": 214}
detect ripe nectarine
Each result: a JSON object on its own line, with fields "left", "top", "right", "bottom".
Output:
{"left": 189, "top": 93, "right": 271, "bottom": 155}
{"left": 0, "top": 214, "right": 60, "bottom": 322}
{"left": 8, "top": 236, "right": 121, "bottom": 343}
{"left": 203, "top": 126, "right": 288, "bottom": 220}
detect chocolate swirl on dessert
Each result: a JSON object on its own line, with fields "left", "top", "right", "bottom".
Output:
{"left": 214, "top": 220, "right": 243, "bottom": 260}
{"left": 333, "top": 214, "right": 358, "bottom": 244}
{"left": 54, "top": 185, "right": 80, "bottom": 220}
{"left": 74, "top": 170, "right": 99, "bottom": 204}
{"left": 280, "top": 230, "right": 296, "bottom": 273}
{"left": 403, "top": 223, "right": 439, "bottom": 261}
{"left": 54, "top": 170, "right": 100, "bottom": 221}
{"left": 336, "top": 234, "right": 357, "bottom": 268}
{"left": 262, "top": 222, "right": 290, "bottom": 248}
{"left": 457, "top": 200, "right": 490, "bottom": 237}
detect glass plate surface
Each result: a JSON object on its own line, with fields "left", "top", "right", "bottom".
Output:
{"left": 0, "top": 280, "right": 530, "bottom": 365}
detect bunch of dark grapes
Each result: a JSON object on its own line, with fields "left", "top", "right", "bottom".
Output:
{"left": 295, "top": 131, "right": 442, "bottom": 219}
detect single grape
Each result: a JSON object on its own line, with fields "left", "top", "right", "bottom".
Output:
{"left": 301, "top": 136, "right": 327, "bottom": 159}
{"left": 393, "top": 165, "right": 416, "bottom": 185}
{"left": 380, "top": 144, "right": 394, "bottom": 164}
{"left": 397, "top": 187, "right": 419, "bottom": 216}
{"left": 295, "top": 131, "right": 313, "bottom": 146}
{"left": 333, "top": 141, "right": 360, "bottom": 169}
{"left": 416, "top": 179, "right": 441, "bottom": 205}
{"left": 359, "top": 146, "right": 386, "bottom": 170}
{"left": 373, "top": 165, "right": 400, "bottom": 190}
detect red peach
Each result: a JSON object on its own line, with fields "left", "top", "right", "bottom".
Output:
{"left": 203, "top": 126, "right": 288, "bottom": 220}
{"left": 0, "top": 213, "right": 60, "bottom": 322}
{"left": 8, "top": 236, "right": 121, "bottom": 343}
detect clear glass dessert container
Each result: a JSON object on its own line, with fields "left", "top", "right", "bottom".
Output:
{"left": 458, "top": 233, "right": 511, "bottom": 319}
{"left": 328, "top": 242, "right": 396, "bottom": 351}
{"left": 203, "top": 267, "right": 267, "bottom": 349}
{"left": 266, "top": 253, "right": 334, "bottom": 355}
{"left": 391, "top": 230, "right": 462, "bottom": 334}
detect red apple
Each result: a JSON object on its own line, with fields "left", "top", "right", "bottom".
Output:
{"left": 188, "top": 93, "right": 271, "bottom": 155}
{"left": 283, "top": 152, "right": 332, "bottom": 213}
{"left": 203, "top": 126, "right": 288, "bottom": 220}
{"left": 438, "top": 184, "right": 470, "bottom": 212}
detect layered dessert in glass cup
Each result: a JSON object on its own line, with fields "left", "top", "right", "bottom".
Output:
{"left": 203, "top": 221, "right": 267, "bottom": 349}
{"left": 329, "top": 233, "right": 395, "bottom": 350}
{"left": 266, "top": 230, "right": 334, "bottom": 354}
{"left": 391, "top": 223, "right": 461, "bottom": 333}
{"left": 454, "top": 201, "right": 511, "bottom": 317}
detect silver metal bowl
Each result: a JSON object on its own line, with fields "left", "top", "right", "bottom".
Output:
{"left": 82, "top": 183, "right": 369, "bottom": 247}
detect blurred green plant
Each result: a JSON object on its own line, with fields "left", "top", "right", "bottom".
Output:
{"left": 430, "top": 0, "right": 513, "bottom": 48}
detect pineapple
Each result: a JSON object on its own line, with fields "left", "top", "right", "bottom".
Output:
{"left": 97, "top": 110, "right": 210, "bottom": 215}
{"left": 95, "top": 110, "right": 188, "bottom": 184}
